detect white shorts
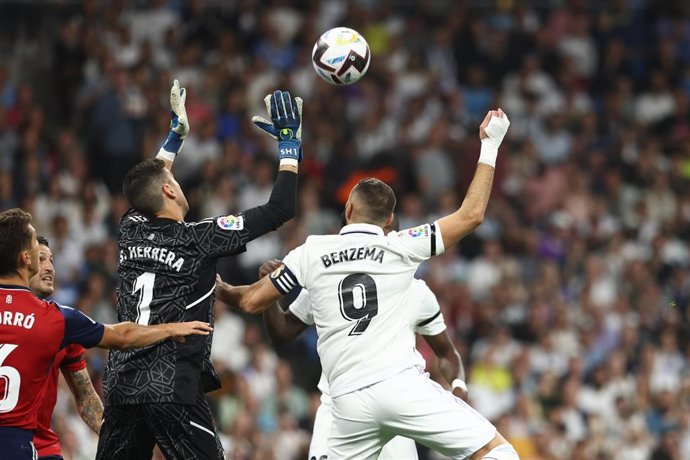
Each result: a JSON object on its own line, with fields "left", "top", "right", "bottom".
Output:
{"left": 329, "top": 368, "right": 496, "bottom": 460}
{"left": 310, "top": 399, "right": 418, "bottom": 460}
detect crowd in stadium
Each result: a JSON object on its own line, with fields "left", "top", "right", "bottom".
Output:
{"left": 2, "top": 0, "right": 690, "bottom": 459}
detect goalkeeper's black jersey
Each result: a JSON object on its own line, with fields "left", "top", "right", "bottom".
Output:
{"left": 104, "top": 209, "right": 252, "bottom": 406}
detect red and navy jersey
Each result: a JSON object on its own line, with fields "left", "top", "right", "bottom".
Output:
{"left": 0, "top": 285, "right": 103, "bottom": 430}
{"left": 35, "top": 344, "right": 86, "bottom": 456}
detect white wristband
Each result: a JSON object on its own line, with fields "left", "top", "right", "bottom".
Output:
{"left": 451, "top": 379, "right": 468, "bottom": 392}
{"left": 280, "top": 158, "right": 299, "bottom": 167}
{"left": 156, "top": 148, "right": 176, "bottom": 162}
{"left": 478, "top": 142, "right": 497, "bottom": 168}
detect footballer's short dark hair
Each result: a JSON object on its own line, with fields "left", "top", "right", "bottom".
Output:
{"left": 351, "top": 178, "right": 396, "bottom": 225}
{"left": 37, "top": 235, "right": 49, "bottom": 247}
{"left": 0, "top": 208, "right": 33, "bottom": 276}
{"left": 122, "top": 159, "right": 168, "bottom": 217}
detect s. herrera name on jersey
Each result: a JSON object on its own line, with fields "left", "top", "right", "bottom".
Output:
{"left": 321, "top": 246, "right": 384, "bottom": 268}
{"left": 120, "top": 246, "right": 185, "bottom": 272}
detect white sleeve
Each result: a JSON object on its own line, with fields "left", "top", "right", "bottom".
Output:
{"left": 411, "top": 280, "right": 447, "bottom": 336}
{"left": 388, "top": 221, "right": 445, "bottom": 263}
{"left": 269, "top": 244, "right": 306, "bottom": 295}
{"left": 287, "top": 289, "right": 314, "bottom": 325}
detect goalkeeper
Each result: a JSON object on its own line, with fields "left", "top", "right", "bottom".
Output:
{"left": 96, "top": 82, "right": 303, "bottom": 459}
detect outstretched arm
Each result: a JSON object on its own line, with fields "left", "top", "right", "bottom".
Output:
{"left": 436, "top": 109, "right": 510, "bottom": 250}
{"left": 253, "top": 260, "right": 310, "bottom": 345}
{"left": 175, "top": 91, "right": 304, "bottom": 261}
{"left": 216, "top": 265, "right": 307, "bottom": 345}
{"left": 423, "top": 331, "right": 468, "bottom": 401}
{"left": 98, "top": 321, "right": 212, "bottom": 349}
{"left": 63, "top": 367, "right": 103, "bottom": 434}
{"left": 239, "top": 91, "right": 304, "bottom": 239}
{"left": 216, "top": 275, "right": 282, "bottom": 315}
{"left": 239, "top": 169, "right": 299, "bottom": 241}
{"left": 156, "top": 79, "right": 189, "bottom": 170}
{"left": 216, "top": 246, "right": 306, "bottom": 315}
{"left": 60, "top": 305, "right": 212, "bottom": 350}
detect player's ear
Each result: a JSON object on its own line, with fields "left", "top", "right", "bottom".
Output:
{"left": 383, "top": 213, "right": 394, "bottom": 229}
{"left": 344, "top": 201, "right": 353, "bottom": 224}
{"left": 18, "top": 249, "right": 31, "bottom": 269}
{"left": 162, "top": 182, "right": 176, "bottom": 200}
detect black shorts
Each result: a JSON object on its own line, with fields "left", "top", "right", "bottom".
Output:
{"left": 96, "top": 389, "right": 224, "bottom": 460}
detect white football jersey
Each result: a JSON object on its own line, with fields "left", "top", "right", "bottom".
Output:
{"left": 289, "top": 278, "right": 447, "bottom": 400}
{"left": 270, "top": 222, "right": 445, "bottom": 397}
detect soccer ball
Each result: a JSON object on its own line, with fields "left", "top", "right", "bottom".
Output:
{"left": 312, "top": 27, "right": 370, "bottom": 86}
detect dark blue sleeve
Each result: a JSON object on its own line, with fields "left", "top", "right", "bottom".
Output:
{"left": 58, "top": 305, "right": 105, "bottom": 349}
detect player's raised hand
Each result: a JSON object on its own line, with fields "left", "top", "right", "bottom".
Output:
{"left": 170, "top": 79, "right": 189, "bottom": 139}
{"left": 158, "top": 79, "right": 190, "bottom": 163}
{"left": 479, "top": 109, "right": 509, "bottom": 142}
{"left": 258, "top": 259, "right": 282, "bottom": 278}
{"left": 252, "top": 90, "right": 304, "bottom": 164}
{"left": 478, "top": 108, "right": 510, "bottom": 168}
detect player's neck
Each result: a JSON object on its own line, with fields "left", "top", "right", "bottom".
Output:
{"left": 155, "top": 205, "right": 185, "bottom": 222}
{"left": 0, "top": 271, "right": 30, "bottom": 288}
{"left": 345, "top": 219, "right": 384, "bottom": 230}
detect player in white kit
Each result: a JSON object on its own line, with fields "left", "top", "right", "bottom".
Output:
{"left": 220, "top": 109, "right": 519, "bottom": 460}
{"left": 243, "top": 256, "right": 467, "bottom": 459}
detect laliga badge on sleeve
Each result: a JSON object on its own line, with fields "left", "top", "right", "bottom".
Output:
{"left": 407, "top": 225, "right": 429, "bottom": 238}
{"left": 217, "top": 215, "right": 244, "bottom": 231}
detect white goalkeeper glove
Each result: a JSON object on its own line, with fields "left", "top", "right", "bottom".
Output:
{"left": 478, "top": 109, "right": 510, "bottom": 168}
{"left": 158, "top": 79, "right": 190, "bottom": 162}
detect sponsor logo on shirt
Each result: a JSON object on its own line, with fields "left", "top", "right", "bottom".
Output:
{"left": 407, "top": 225, "right": 429, "bottom": 238}
{"left": 217, "top": 215, "right": 244, "bottom": 231}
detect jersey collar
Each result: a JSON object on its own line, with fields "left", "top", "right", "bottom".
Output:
{"left": 339, "top": 223, "right": 384, "bottom": 236}
{"left": 0, "top": 283, "right": 31, "bottom": 292}
{"left": 150, "top": 216, "right": 179, "bottom": 225}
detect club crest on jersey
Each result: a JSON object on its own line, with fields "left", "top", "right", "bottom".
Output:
{"left": 217, "top": 215, "right": 244, "bottom": 231}
{"left": 407, "top": 225, "right": 429, "bottom": 238}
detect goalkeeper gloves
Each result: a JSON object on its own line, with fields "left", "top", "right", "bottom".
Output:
{"left": 252, "top": 90, "right": 303, "bottom": 166}
{"left": 158, "top": 79, "right": 190, "bottom": 162}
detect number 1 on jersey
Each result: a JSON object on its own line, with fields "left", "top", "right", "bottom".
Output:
{"left": 133, "top": 272, "right": 155, "bottom": 325}
{"left": 338, "top": 273, "right": 379, "bottom": 336}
